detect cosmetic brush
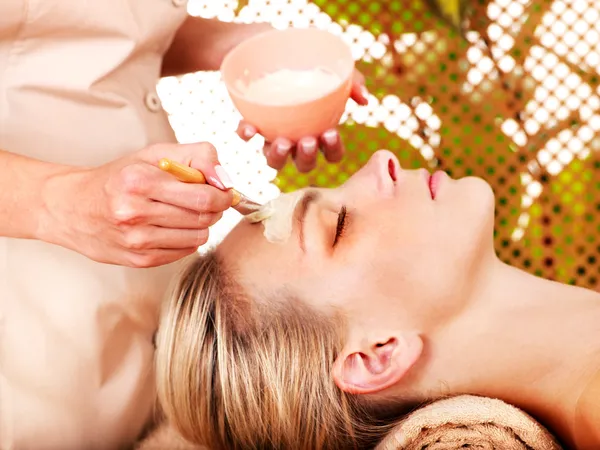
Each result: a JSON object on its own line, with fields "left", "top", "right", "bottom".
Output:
{"left": 158, "top": 158, "right": 263, "bottom": 216}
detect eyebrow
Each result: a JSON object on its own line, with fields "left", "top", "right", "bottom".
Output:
{"left": 295, "top": 190, "right": 320, "bottom": 252}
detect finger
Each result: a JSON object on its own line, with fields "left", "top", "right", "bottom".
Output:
{"left": 120, "top": 226, "right": 209, "bottom": 251}
{"left": 148, "top": 177, "right": 233, "bottom": 214}
{"left": 111, "top": 196, "right": 223, "bottom": 229}
{"left": 319, "top": 129, "right": 345, "bottom": 163}
{"left": 295, "top": 137, "right": 318, "bottom": 173}
{"left": 265, "top": 138, "right": 293, "bottom": 170}
{"left": 350, "top": 70, "right": 369, "bottom": 106}
{"left": 236, "top": 121, "right": 258, "bottom": 142}
{"left": 112, "top": 163, "right": 232, "bottom": 214}
{"left": 147, "top": 202, "right": 223, "bottom": 229}
{"left": 125, "top": 247, "right": 200, "bottom": 268}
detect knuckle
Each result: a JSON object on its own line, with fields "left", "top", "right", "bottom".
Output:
{"left": 110, "top": 199, "right": 141, "bottom": 226}
{"left": 122, "top": 230, "right": 149, "bottom": 251}
{"left": 198, "top": 141, "right": 217, "bottom": 158}
{"left": 145, "top": 143, "right": 162, "bottom": 153}
{"left": 195, "top": 190, "right": 226, "bottom": 212}
{"left": 128, "top": 253, "right": 156, "bottom": 269}
{"left": 194, "top": 190, "right": 210, "bottom": 211}
{"left": 119, "top": 164, "right": 149, "bottom": 195}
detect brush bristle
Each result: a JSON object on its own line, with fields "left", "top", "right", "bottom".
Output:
{"left": 245, "top": 201, "right": 275, "bottom": 223}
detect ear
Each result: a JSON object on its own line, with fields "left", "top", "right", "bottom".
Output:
{"left": 331, "top": 332, "right": 423, "bottom": 395}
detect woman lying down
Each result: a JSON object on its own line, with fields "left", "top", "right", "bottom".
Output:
{"left": 150, "top": 150, "right": 600, "bottom": 449}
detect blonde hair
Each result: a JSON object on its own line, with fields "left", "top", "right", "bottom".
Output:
{"left": 156, "top": 252, "right": 407, "bottom": 449}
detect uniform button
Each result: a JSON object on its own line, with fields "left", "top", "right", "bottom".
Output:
{"left": 171, "top": 0, "right": 188, "bottom": 6}
{"left": 144, "top": 92, "right": 162, "bottom": 112}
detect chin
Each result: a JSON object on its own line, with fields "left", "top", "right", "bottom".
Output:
{"left": 449, "top": 177, "right": 496, "bottom": 251}
{"left": 472, "top": 176, "right": 495, "bottom": 204}
{"left": 459, "top": 176, "right": 495, "bottom": 207}
{"left": 468, "top": 178, "right": 496, "bottom": 250}
{"left": 441, "top": 176, "right": 495, "bottom": 215}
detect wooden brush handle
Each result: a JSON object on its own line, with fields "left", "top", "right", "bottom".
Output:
{"left": 158, "top": 158, "right": 241, "bottom": 206}
{"left": 158, "top": 158, "right": 206, "bottom": 183}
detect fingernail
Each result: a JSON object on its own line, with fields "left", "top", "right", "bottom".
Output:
{"left": 323, "top": 130, "right": 338, "bottom": 146}
{"left": 276, "top": 141, "right": 292, "bottom": 156}
{"left": 214, "top": 165, "right": 234, "bottom": 189}
{"left": 302, "top": 138, "right": 317, "bottom": 155}
{"left": 243, "top": 126, "right": 254, "bottom": 139}
{"left": 208, "top": 176, "right": 225, "bottom": 190}
{"left": 360, "top": 85, "right": 369, "bottom": 100}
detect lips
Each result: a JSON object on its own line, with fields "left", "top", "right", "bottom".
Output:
{"left": 428, "top": 174, "right": 434, "bottom": 199}
{"left": 428, "top": 171, "right": 443, "bottom": 199}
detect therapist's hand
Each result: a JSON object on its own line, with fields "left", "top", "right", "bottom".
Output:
{"left": 237, "top": 69, "right": 369, "bottom": 173}
{"left": 40, "top": 142, "right": 233, "bottom": 268}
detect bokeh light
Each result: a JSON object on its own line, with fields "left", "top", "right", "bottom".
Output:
{"left": 158, "top": 0, "right": 600, "bottom": 289}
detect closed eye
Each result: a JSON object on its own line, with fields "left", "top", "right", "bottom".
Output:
{"left": 333, "top": 206, "right": 348, "bottom": 247}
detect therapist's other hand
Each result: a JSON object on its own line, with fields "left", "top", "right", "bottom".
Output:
{"left": 237, "top": 69, "right": 369, "bottom": 173}
{"left": 40, "top": 142, "right": 233, "bottom": 268}
{"left": 237, "top": 70, "right": 369, "bottom": 172}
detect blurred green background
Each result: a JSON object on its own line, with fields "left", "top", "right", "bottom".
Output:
{"left": 265, "top": 0, "right": 600, "bottom": 289}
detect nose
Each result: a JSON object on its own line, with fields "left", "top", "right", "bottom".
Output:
{"left": 345, "top": 150, "right": 400, "bottom": 194}
{"left": 368, "top": 150, "right": 400, "bottom": 182}
{"left": 363, "top": 149, "right": 400, "bottom": 183}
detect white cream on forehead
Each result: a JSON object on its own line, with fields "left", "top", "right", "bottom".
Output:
{"left": 245, "top": 191, "right": 304, "bottom": 243}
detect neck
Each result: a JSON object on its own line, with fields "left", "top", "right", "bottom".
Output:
{"left": 420, "top": 259, "right": 600, "bottom": 448}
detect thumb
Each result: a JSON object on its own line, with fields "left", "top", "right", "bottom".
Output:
{"left": 183, "top": 142, "right": 234, "bottom": 191}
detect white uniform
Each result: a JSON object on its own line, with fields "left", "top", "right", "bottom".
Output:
{"left": 0, "top": 1, "right": 188, "bottom": 448}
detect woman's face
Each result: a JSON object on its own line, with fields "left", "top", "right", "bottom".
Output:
{"left": 219, "top": 150, "right": 496, "bottom": 329}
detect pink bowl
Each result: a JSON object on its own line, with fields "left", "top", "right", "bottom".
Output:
{"left": 220, "top": 27, "right": 355, "bottom": 143}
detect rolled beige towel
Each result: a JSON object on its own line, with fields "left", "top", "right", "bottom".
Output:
{"left": 375, "top": 395, "right": 562, "bottom": 450}
{"left": 137, "top": 395, "right": 562, "bottom": 449}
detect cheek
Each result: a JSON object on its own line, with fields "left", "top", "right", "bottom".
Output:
{"left": 293, "top": 266, "right": 363, "bottom": 313}
{"left": 296, "top": 258, "right": 401, "bottom": 302}
{"left": 312, "top": 251, "right": 450, "bottom": 326}
{"left": 364, "top": 183, "right": 493, "bottom": 298}
{"left": 363, "top": 198, "right": 436, "bottom": 242}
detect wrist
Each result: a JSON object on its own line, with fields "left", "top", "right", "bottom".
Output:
{"left": 204, "top": 21, "right": 274, "bottom": 70}
{"left": 0, "top": 151, "right": 73, "bottom": 241}
{"left": 221, "top": 22, "right": 273, "bottom": 63}
{"left": 36, "top": 165, "right": 91, "bottom": 247}
{"left": 163, "top": 18, "right": 273, "bottom": 75}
